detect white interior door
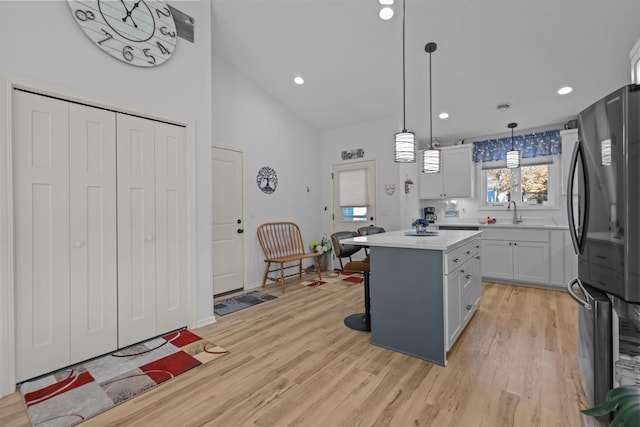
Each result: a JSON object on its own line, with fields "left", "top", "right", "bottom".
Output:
{"left": 332, "top": 160, "right": 376, "bottom": 234}
{"left": 69, "top": 103, "right": 118, "bottom": 363}
{"left": 14, "top": 91, "right": 71, "bottom": 382}
{"left": 117, "top": 114, "right": 157, "bottom": 347}
{"left": 212, "top": 147, "right": 244, "bottom": 295}
{"left": 154, "top": 121, "right": 189, "bottom": 333}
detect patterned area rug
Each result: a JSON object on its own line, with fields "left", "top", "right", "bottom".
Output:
{"left": 300, "top": 270, "right": 363, "bottom": 292}
{"left": 20, "top": 330, "right": 228, "bottom": 427}
{"left": 214, "top": 290, "right": 277, "bottom": 316}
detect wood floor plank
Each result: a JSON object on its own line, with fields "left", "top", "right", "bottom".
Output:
{"left": 0, "top": 277, "right": 589, "bottom": 427}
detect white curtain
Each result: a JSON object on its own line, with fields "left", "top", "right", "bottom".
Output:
{"left": 339, "top": 169, "right": 368, "bottom": 207}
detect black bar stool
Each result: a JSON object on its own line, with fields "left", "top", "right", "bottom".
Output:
{"left": 342, "top": 260, "right": 371, "bottom": 332}
{"left": 331, "top": 231, "right": 371, "bottom": 332}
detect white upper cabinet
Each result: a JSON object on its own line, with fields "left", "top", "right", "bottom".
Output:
{"left": 419, "top": 145, "right": 475, "bottom": 199}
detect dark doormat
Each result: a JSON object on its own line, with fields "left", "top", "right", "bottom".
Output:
{"left": 214, "top": 291, "right": 277, "bottom": 316}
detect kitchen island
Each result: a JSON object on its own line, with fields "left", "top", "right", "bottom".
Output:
{"left": 341, "top": 229, "right": 482, "bottom": 366}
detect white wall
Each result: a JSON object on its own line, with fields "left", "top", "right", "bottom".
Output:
{"left": 0, "top": 1, "right": 214, "bottom": 324}
{"left": 212, "top": 56, "right": 322, "bottom": 287}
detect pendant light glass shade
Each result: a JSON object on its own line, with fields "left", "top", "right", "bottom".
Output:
{"left": 423, "top": 148, "right": 440, "bottom": 173}
{"left": 394, "top": 131, "right": 416, "bottom": 162}
{"left": 506, "top": 149, "right": 520, "bottom": 168}
{"left": 394, "top": 0, "right": 416, "bottom": 163}
{"left": 506, "top": 122, "right": 520, "bottom": 169}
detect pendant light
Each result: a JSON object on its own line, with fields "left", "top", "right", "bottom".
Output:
{"left": 506, "top": 122, "right": 520, "bottom": 168}
{"left": 422, "top": 42, "right": 440, "bottom": 173}
{"left": 394, "top": 0, "right": 416, "bottom": 163}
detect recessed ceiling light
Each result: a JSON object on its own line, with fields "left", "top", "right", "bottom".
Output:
{"left": 294, "top": 76, "right": 304, "bottom": 85}
{"left": 496, "top": 103, "right": 511, "bottom": 112}
{"left": 558, "top": 86, "right": 573, "bottom": 95}
{"left": 379, "top": 0, "right": 394, "bottom": 4}
{"left": 439, "top": 112, "right": 449, "bottom": 119}
{"left": 379, "top": 7, "right": 394, "bottom": 20}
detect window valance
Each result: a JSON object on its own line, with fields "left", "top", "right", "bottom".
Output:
{"left": 472, "top": 130, "right": 561, "bottom": 163}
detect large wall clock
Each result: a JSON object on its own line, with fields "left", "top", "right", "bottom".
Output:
{"left": 67, "top": 0, "right": 177, "bottom": 67}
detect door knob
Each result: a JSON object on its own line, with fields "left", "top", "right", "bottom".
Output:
{"left": 237, "top": 229, "right": 244, "bottom": 234}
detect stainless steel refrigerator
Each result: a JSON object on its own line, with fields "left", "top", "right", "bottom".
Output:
{"left": 564, "top": 84, "right": 640, "bottom": 417}
{"left": 567, "top": 84, "right": 640, "bottom": 303}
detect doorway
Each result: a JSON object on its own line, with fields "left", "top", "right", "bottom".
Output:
{"left": 212, "top": 146, "right": 244, "bottom": 296}
{"left": 332, "top": 160, "right": 376, "bottom": 261}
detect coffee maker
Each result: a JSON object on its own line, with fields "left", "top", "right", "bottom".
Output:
{"left": 424, "top": 207, "right": 437, "bottom": 223}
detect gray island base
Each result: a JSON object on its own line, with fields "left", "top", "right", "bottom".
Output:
{"left": 341, "top": 229, "right": 483, "bottom": 366}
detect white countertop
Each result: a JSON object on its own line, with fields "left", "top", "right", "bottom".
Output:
{"left": 340, "top": 229, "right": 482, "bottom": 251}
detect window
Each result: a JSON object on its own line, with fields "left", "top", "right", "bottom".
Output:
{"left": 342, "top": 207, "right": 368, "bottom": 222}
{"left": 482, "top": 157, "right": 555, "bottom": 207}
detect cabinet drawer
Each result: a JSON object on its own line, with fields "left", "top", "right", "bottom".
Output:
{"left": 588, "top": 240, "right": 624, "bottom": 269}
{"left": 459, "top": 258, "right": 474, "bottom": 294}
{"left": 462, "top": 286, "right": 477, "bottom": 324}
{"left": 481, "top": 228, "right": 549, "bottom": 243}
{"left": 445, "top": 239, "right": 479, "bottom": 274}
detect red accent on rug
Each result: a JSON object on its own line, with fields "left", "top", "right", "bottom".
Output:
{"left": 140, "top": 351, "right": 202, "bottom": 384}
{"left": 163, "top": 329, "right": 202, "bottom": 348}
{"left": 23, "top": 371, "right": 94, "bottom": 408}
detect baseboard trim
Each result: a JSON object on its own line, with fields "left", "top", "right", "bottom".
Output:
{"left": 196, "top": 316, "right": 216, "bottom": 328}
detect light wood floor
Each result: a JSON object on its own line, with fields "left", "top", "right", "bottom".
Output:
{"left": 0, "top": 276, "right": 589, "bottom": 426}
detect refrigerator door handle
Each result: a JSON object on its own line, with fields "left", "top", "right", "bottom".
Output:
{"left": 566, "top": 139, "right": 581, "bottom": 254}
{"left": 567, "top": 277, "right": 591, "bottom": 309}
{"left": 566, "top": 139, "right": 589, "bottom": 254}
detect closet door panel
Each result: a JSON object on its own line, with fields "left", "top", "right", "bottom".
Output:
{"left": 117, "top": 114, "right": 157, "bottom": 347}
{"left": 69, "top": 104, "right": 117, "bottom": 362}
{"left": 14, "top": 91, "right": 71, "bottom": 381}
{"left": 155, "top": 122, "right": 188, "bottom": 333}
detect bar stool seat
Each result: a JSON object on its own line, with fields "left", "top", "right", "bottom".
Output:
{"left": 343, "top": 260, "right": 371, "bottom": 332}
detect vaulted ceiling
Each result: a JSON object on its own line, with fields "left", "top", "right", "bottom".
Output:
{"left": 211, "top": 0, "right": 640, "bottom": 145}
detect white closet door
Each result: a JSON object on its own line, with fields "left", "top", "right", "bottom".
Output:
{"left": 14, "top": 91, "right": 71, "bottom": 382}
{"left": 117, "top": 114, "right": 157, "bottom": 347}
{"left": 155, "top": 122, "right": 188, "bottom": 333}
{"left": 69, "top": 104, "right": 117, "bottom": 362}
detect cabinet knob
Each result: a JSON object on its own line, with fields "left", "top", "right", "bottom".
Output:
{"left": 453, "top": 258, "right": 460, "bottom": 263}
{"left": 145, "top": 235, "right": 155, "bottom": 242}
{"left": 509, "top": 242, "right": 512, "bottom": 246}
{"left": 465, "top": 274, "right": 471, "bottom": 279}
{"left": 460, "top": 269, "right": 465, "bottom": 273}
{"left": 73, "top": 240, "right": 85, "bottom": 248}
{"left": 466, "top": 250, "right": 471, "bottom": 254}
{"left": 466, "top": 304, "right": 473, "bottom": 310}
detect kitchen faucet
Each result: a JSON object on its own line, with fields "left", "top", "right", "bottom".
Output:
{"left": 507, "top": 201, "right": 522, "bottom": 224}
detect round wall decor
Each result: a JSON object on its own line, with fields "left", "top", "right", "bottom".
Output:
{"left": 257, "top": 166, "right": 278, "bottom": 194}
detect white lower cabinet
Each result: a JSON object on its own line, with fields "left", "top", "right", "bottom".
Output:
{"left": 14, "top": 90, "right": 189, "bottom": 382}
{"left": 481, "top": 227, "right": 571, "bottom": 289}
{"left": 444, "top": 238, "right": 482, "bottom": 351}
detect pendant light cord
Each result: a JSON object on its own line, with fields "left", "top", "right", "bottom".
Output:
{"left": 402, "top": 0, "right": 407, "bottom": 132}
{"left": 429, "top": 48, "right": 432, "bottom": 149}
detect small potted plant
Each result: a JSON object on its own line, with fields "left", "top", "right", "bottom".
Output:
{"left": 412, "top": 218, "right": 429, "bottom": 234}
{"left": 309, "top": 237, "right": 332, "bottom": 271}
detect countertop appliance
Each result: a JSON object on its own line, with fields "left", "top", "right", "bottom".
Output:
{"left": 424, "top": 207, "right": 437, "bottom": 223}
{"left": 567, "top": 84, "right": 640, "bottom": 303}
{"left": 567, "top": 280, "right": 612, "bottom": 423}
